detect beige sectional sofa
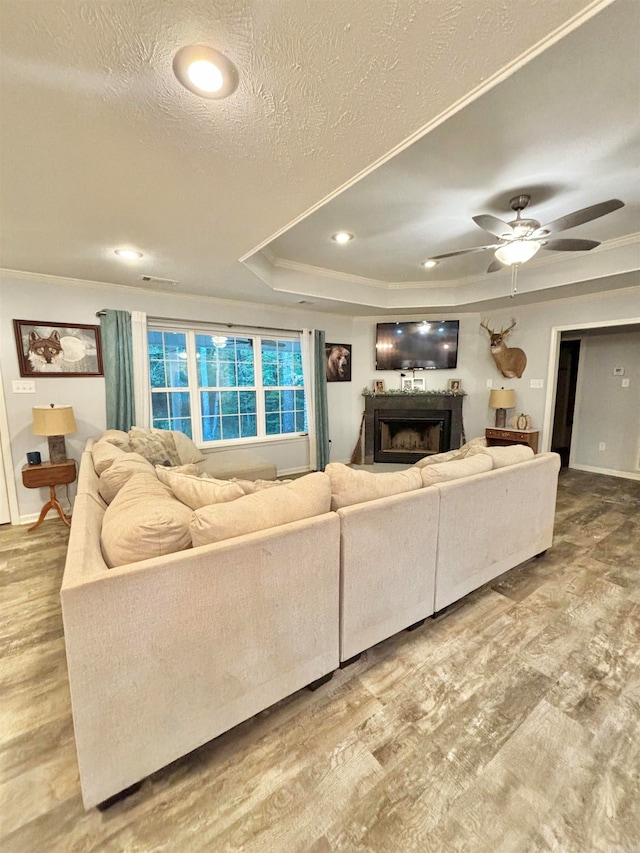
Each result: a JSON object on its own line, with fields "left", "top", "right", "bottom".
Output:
{"left": 61, "top": 429, "right": 560, "bottom": 809}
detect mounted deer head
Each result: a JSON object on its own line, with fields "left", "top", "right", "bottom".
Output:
{"left": 480, "top": 317, "right": 527, "bottom": 379}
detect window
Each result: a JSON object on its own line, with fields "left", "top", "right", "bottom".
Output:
{"left": 148, "top": 328, "right": 306, "bottom": 445}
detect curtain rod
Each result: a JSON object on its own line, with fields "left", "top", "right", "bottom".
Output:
{"left": 96, "top": 310, "right": 303, "bottom": 334}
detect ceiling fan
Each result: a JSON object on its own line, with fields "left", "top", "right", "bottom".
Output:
{"left": 429, "top": 194, "right": 625, "bottom": 274}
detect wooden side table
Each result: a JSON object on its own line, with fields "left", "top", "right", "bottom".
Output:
{"left": 21, "top": 459, "right": 77, "bottom": 532}
{"left": 485, "top": 428, "right": 539, "bottom": 454}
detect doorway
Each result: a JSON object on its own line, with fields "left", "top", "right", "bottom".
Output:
{"left": 551, "top": 339, "right": 581, "bottom": 468}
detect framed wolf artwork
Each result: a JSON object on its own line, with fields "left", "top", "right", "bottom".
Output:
{"left": 13, "top": 319, "right": 104, "bottom": 377}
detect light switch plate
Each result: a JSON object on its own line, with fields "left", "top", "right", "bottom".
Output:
{"left": 530, "top": 379, "right": 544, "bottom": 389}
{"left": 12, "top": 380, "right": 35, "bottom": 393}
{"left": 486, "top": 379, "right": 493, "bottom": 387}
{"left": 622, "top": 378, "right": 630, "bottom": 388}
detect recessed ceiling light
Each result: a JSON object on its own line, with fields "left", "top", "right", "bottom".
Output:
{"left": 173, "top": 45, "right": 239, "bottom": 99}
{"left": 114, "top": 248, "right": 143, "bottom": 260}
{"left": 421, "top": 259, "right": 439, "bottom": 268}
{"left": 331, "top": 231, "right": 354, "bottom": 244}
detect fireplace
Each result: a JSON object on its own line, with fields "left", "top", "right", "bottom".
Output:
{"left": 364, "top": 393, "right": 463, "bottom": 465}
{"left": 375, "top": 410, "right": 451, "bottom": 464}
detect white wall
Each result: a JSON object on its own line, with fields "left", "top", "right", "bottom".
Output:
{"left": 1, "top": 270, "right": 638, "bottom": 521}
{"left": 571, "top": 330, "right": 640, "bottom": 475}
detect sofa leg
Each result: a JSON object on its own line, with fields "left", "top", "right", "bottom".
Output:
{"left": 307, "top": 672, "right": 334, "bottom": 692}
{"left": 431, "top": 605, "right": 449, "bottom": 620}
{"left": 96, "top": 781, "right": 143, "bottom": 811}
{"left": 406, "top": 618, "right": 426, "bottom": 632}
{"left": 535, "top": 549, "right": 548, "bottom": 559}
{"left": 339, "top": 653, "right": 362, "bottom": 669}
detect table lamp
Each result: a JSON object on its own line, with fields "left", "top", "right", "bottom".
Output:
{"left": 489, "top": 388, "right": 515, "bottom": 428}
{"left": 32, "top": 404, "right": 77, "bottom": 464}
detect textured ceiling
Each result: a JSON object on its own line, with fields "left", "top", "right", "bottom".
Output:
{"left": 0, "top": 0, "right": 637, "bottom": 315}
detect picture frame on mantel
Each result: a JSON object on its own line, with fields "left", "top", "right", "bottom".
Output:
{"left": 13, "top": 319, "right": 104, "bottom": 378}
{"left": 447, "top": 378, "right": 462, "bottom": 392}
{"left": 373, "top": 379, "right": 385, "bottom": 393}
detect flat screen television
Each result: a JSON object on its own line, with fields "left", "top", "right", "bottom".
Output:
{"left": 375, "top": 320, "right": 459, "bottom": 370}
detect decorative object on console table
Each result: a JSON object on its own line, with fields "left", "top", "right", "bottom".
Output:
{"left": 511, "top": 412, "right": 532, "bottom": 430}
{"left": 32, "top": 404, "right": 77, "bottom": 463}
{"left": 489, "top": 387, "right": 515, "bottom": 428}
{"left": 485, "top": 427, "right": 539, "bottom": 454}
{"left": 21, "top": 459, "right": 77, "bottom": 531}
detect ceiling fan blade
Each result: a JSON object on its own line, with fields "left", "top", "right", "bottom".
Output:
{"left": 486, "top": 259, "right": 504, "bottom": 273}
{"left": 541, "top": 238, "right": 600, "bottom": 252}
{"left": 541, "top": 199, "right": 624, "bottom": 234}
{"left": 472, "top": 214, "right": 514, "bottom": 239}
{"left": 429, "top": 244, "right": 497, "bottom": 260}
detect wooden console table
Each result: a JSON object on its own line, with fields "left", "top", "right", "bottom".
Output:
{"left": 21, "top": 459, "right": 76, "bottom": 531}
{"left": 486, "top": 428, "right": 539, "bottom": 454}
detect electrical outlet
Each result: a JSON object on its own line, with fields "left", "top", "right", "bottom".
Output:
{"left": 529, "top": 379, "right": 544, "bottom": 389}
{"left": 599, "top": 442, "right": 606, "bottom": 452}
{"left": 486, "top": 379, "right": 493, "bottom": 388}
{"left": 12, "top": 380, "right": 35, "bottom": 393}
{"left": 622, "top": 378, "right": 630, "bottom": 388}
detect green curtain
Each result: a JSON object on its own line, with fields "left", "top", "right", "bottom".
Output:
{"left": 314, "top": 329, "right": 330, "bottom": 470}
{"left": 100, "top": 309, "right": 135, "bottom": 431}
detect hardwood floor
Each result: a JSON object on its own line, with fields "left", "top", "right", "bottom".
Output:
{"left": 1, "top": 469, "right": 639, "bottom": 851}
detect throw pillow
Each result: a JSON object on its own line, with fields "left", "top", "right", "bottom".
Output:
{"left": 324, "top": 463, "right": 422, "bottom": 510}
{"left": 190, "top": 472, "right": 331, "bottom": 546}
{"left": 171, "top": 430, "right": 205, "bottom": 465}
{"left": 415, "top": 436, "right": 487, "bottom": 468}
{"left": 480, "top": 445, "right": 535, "bottom": 468}
{"left": 156, "top": 467, "right": 244, "bottom": 510}
{"left": 129, "top": 427, "right": 181, "bottom": 467}
{"left": 101, "top": 472, "right": 194, "bottom": 568}
{"left": 229, "top": 477, "right": 293, "bottom": 495}
{"left": 420, "top": 453, "right": 492, "bottom": 487}
{"left": 91, "top": 440, "right": 129, "bottom": 476}
{"left": 98, "top": 453, "right": 156, "bottom": 504}
{"left": 99, "top": 429, "right": 132, "bottom": 451}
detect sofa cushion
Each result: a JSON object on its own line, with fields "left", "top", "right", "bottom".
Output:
{"left": 91, "top": 440, "right": 129, "bottom": 476}
{"left": 101, "top": 472, "right": 194, "bottom": 568}
{"left": 156, "top": 467, "right": 244, "bottom": 510}
{"left": 98, "top": 453, "right": 156, "bottom": 504}
{"left": 480, "top": 445, "right": 535, "bottom": 468}
{"left": 128, "top": 427, "right": 181, "bottom": 467}
{"left": 325, "top": 463, "right": 422, "bottom": 510}
{"left": 171, "top": 430, "right": 205, "bottom": 465}
{"left": 190, "top": 472, "right": 331, "bottom": 546}
{"left": 420, "top": 453, "right": 492, "bottom": 487}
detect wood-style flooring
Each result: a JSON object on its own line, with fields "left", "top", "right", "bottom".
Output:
{"left": 1, "top": 469, "right": 639, "bottom": 852}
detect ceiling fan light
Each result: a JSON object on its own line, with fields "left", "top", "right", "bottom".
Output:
{"left": 495, "top": 240, "right": 541, "bottom": 266}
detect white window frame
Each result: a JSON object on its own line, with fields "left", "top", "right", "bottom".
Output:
{"left": 148, "top": 324, "right": 307, "bottom": 449}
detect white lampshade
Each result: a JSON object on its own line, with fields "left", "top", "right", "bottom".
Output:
{"left": 495, "top": 240, "right": 541, "bottom": 266}
{"left": 489, "top": 388, "right": 516, "bottom": 409}
{"left": 32, "top": 405, "right": 77, "bottom": 436}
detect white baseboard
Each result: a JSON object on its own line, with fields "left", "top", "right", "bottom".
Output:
{"left": 570, "top": 463, "right": 640, "bottom": 481}
{"left": 278, "top": 466, "right": 313, "bottom": 476}
{"left": 18, "top": 513, "right": 39, "bottom": 526}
